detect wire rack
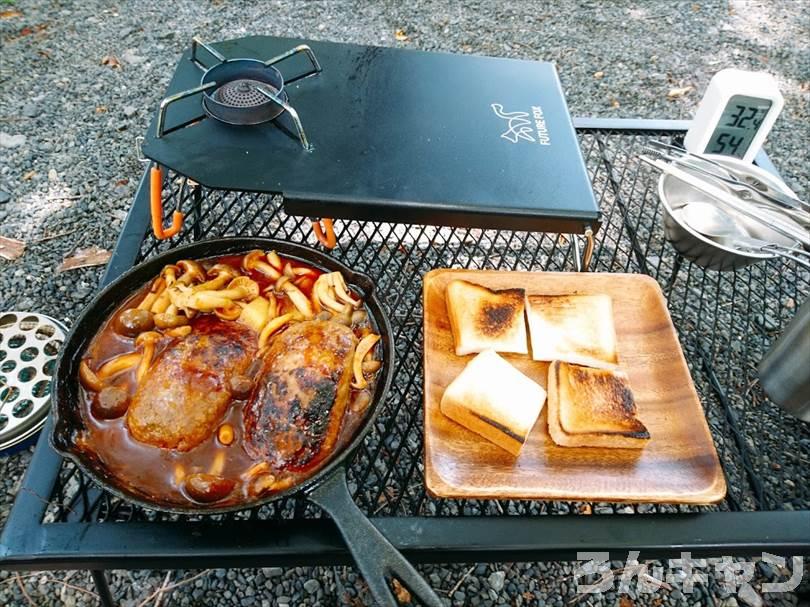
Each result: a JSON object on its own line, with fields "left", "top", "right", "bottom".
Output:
{"left": 44, "top": 128, "right": 809, "bottom": 527}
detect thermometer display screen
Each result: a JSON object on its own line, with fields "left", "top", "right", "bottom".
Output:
{"left": 705, "top": 95, "right": 772, "bottom": 158}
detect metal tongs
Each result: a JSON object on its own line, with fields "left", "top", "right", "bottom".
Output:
{"left": 644, "top": 140, "right": 810, "bottom": 224}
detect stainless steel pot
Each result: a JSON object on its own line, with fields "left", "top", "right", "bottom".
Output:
{"left": 658, "top": 156, "right": 800, "bottom": 271}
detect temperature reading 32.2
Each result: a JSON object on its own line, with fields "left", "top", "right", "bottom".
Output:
{"left": 705, "top": 94, "right": 772, "bottom": 158}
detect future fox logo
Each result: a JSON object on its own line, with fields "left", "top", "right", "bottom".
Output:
{"left": 491, "top": 103, "right": 535, "bottom": 143}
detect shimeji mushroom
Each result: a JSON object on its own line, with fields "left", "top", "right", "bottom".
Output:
{"left": 192, "top": 263, "right": 240, "bottom": 292}
{"left": 97, "top": 352, "right": 142, "bottom": 380}
{"left": 274, "top": 276, "right": 313, "bottom": 318}
{"left": 137, "top": 276, "right": 166, "bottom": 311}
{"left": 215, "top": 276, "right": 260, "bottom": 301}
{"left": 153, "top": 308, "right": 189, "bottom": 329}
{"left": 79, "top": 360, "right": 104, "bottom": 392}
{"left": 168, "top": 277, "right": 260, "bottom": 313}
{"left": 160, "top": 264, "right": 179, "bottom": 287}
{"left": 243, "top": 250, "right": 281, "bottom": 279}
{"left": 214, "top": 304, "right": 242, "bottom": 321}
{"left": 258, "top": 312, "right": 296, "bottom": 348}
{"left": 114, "top": 308, "right": 155, "bottom": 337}
{"left": 135, "top": 331, "right": 161, "bottom": 383}
{"left": 176, "top": 260, "right": 206, "bottom": 285}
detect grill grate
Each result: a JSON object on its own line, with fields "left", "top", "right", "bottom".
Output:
{"left": 42, "top": 128, "right": 809, "bottom": 525}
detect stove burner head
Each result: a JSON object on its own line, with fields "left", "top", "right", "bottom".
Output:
{"left": 214, "top": 79, "right": 278, "bottom": 108}
{"left": 155, "top": 38, "right": 321, "bottom": 150}
{"left": 201, "top": 59, "right": 289, "bottom": 126}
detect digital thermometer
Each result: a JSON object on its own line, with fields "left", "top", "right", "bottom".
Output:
{"left": 684, "top": 69, "right": 783, "bottom": 163}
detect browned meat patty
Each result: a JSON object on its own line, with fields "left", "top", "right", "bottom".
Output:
{"left": 244, "top": 320, "right": 357, "bottom": 472}
{"left": 127, "top": 318, "right": 255, "bottom": 451}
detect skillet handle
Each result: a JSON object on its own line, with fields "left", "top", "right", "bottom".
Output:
{"left": 307, "top": 469, "right": 442, "bottom": 607}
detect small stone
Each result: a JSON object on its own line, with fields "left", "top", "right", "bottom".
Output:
{"left": 122, "top": 48, "right": 146, "bottom": 65}
{"left": 487, "top": 571, "right": 505, "bottom": 592}
{"left": 263, "top": 567, "right": 283, "bottom": 578}
{"left": 303, "top": 579, "right": 321, "bottom": 594}
{"left": 0, "top": 191, "right": 10, "bottom": 204}
{"left": 754, "top": 313, "right": 778, "bottom": 332}
{"left": 48, "top": 169, "right": 58, "bottom": 181}
{"left": 737, "top": 585, "right": 762, "bottom": 607}
{"left": 22, "top": 104, "right": 39, "bottom": 118}
{"left": 123, "top": 105, "right": 138, "bottom": 118}
{"left": 0, "top": 133, "right": 26, "bottom": 148}
{"left": 756, "top": 560, "right": 776, "bottom": 580}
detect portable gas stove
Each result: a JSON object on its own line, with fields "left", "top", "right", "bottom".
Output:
{"left": 142, "top": 35, "right": 600, "bottom": 248}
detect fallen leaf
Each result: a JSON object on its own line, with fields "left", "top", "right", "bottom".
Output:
{"left": 593, "top": 70, "right": 604, "bottom": 79}
{"left": 115, "top": 178, "right": 129, "bottom": 186}
{"left": 22, "top": 170, "right": 36, "bottom": 181}
{"left": 619, "top": 596, "right": 635, "bottom": 607}
{"left": 692, "top": 3, "right": 700, "bottom": 11}
{"left": 0, "top": 9, "right": 22, "bottom": 19}
{"left": 667, "top": 85, "right": 693, "bottom": 99}
{"left": 610, "top": 97, "right": 620, "bottom": 108}
{"left": 37, "top": 49, "right": 50, "bottom": 59}
{"left": 15, "top": 23, "right": 46, "bottom": 38}
{"left": 95, "top": 106, "right": 107, "bottom": 113}
{"left": 58, "top": 246, "right": 111, "bottom": 272}
{"left": 101, "top": 55, "right": 121, "bottom": 69}
{"left": 395, "top": 28, "right": 409, "bottom": 42}
{"left": 391, "top": 579, "right": 411, "bottom": 605}
{"left": 0, "top": 236, "right": 25, "bottom": 261}
{"left": 578, "top": 503, "right": 593, "bottom": 515}
{"left": 799, "top": 82, "right": 809, "bottom": 93}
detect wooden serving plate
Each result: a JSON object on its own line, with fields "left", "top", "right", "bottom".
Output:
{"left": 423, "top": 269, "right": 727, "bottom": 504}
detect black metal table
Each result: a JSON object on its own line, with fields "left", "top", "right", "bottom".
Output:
{"left": 2, "top": 119, "right": 808, "bottom": 605}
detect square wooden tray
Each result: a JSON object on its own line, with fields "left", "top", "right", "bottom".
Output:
{"left": 423, "top": 269, "right": 727, "bottom": 504}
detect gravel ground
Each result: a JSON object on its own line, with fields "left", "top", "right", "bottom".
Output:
{"left": 1, "top": 1, "right": 809, "bottom": 605}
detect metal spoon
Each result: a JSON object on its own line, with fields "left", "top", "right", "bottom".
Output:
{"left": 678, "top": 201, "right": 745, "bottom": 240}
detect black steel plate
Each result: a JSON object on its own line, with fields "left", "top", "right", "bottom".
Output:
{"left": 142, "top": 36, "right": 600, "bottom": 234}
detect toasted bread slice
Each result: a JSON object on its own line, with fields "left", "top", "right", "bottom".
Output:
{"left": 441, "top": 350, "right": 546, "bottom": 456}
{"left": 446, "top": 280, "right": 528, "bottom": 356}
{"left": 547, "top": 361, "right": 649, "bottom": 448}
{"left": 526, "top": 294, "right": 618, "bottom": 369}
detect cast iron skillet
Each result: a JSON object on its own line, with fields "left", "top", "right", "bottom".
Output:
{"left": 50, "top": 237, "right": 442, "bottom": 607}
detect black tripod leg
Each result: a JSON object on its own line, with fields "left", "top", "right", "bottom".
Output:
{"left": 91, "top": 570, "right": 116, "bottom": 607}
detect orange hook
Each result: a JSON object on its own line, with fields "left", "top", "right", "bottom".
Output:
{"left": 150, "top": 164, "right": 183, "bottom": 240}
{"left": 311, "top": 218, "right": 337, "bottom": 249}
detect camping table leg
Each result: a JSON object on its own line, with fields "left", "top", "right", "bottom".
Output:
{"left": 91, "top": 570, "right": 116, "bottom": 607}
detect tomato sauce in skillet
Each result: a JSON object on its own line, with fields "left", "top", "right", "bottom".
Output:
{"left": 75, "top": 252, "right": 380, "bottom": 508}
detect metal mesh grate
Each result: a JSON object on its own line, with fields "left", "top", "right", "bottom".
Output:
{"left": 42, "top": 128, "right": 809, "bottom": 525}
